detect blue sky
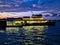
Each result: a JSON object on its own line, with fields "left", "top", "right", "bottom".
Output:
{"left": 0, "top": 0, "right": 60, "bottom": 12}
{"left": 0, "top": 0, "right": 60, "bottom": 18}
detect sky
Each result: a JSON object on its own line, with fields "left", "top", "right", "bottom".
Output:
{"left": 0, "top": 0, "right": 60, "bottom": 12}
{"left": 0, "top": 0, "right": 60, "bottom": 18}
{"left": 0, "top": 11, "right": 45, "bottom": 18}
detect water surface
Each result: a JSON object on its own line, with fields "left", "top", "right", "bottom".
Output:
{"left": 0, "top": 22, "right": 60, "bottom": 45}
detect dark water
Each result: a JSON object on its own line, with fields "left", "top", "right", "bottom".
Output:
{"left": 0, "top": 22, "right": 60, "bottom": 45}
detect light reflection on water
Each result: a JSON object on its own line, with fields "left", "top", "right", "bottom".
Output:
{"left": 0, "top": 22, "right": 60, "bottom": 45}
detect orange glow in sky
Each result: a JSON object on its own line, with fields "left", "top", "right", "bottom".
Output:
{"left": 0, "top": 11, "right": 45, "bottom": 19}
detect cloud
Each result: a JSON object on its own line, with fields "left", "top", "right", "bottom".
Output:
{"left": 0, "top": 0, "right": 60, "bottom": 12}
{"left": 0, "top": 11, "right": 46, "bottom": 18}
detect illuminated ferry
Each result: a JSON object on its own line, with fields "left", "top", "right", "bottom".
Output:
{"left": 0, "top": 14, "right": 55, "bottom": 26}
{"left": 6, "top": 14, "right": 55, "bottom": 26}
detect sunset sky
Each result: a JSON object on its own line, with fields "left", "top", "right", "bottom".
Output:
{"left": 0, "top": 11, "right": 46, "bottom": 18}
{"left": 0, "top": 0, "right": 60, "bottom": 18}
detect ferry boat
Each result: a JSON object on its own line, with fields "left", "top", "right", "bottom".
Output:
{"left": 6, "top": 14, "right": 55, "bottom": 26}
{"left": 0, "top": 14, "right": 55, "bottom": 27}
